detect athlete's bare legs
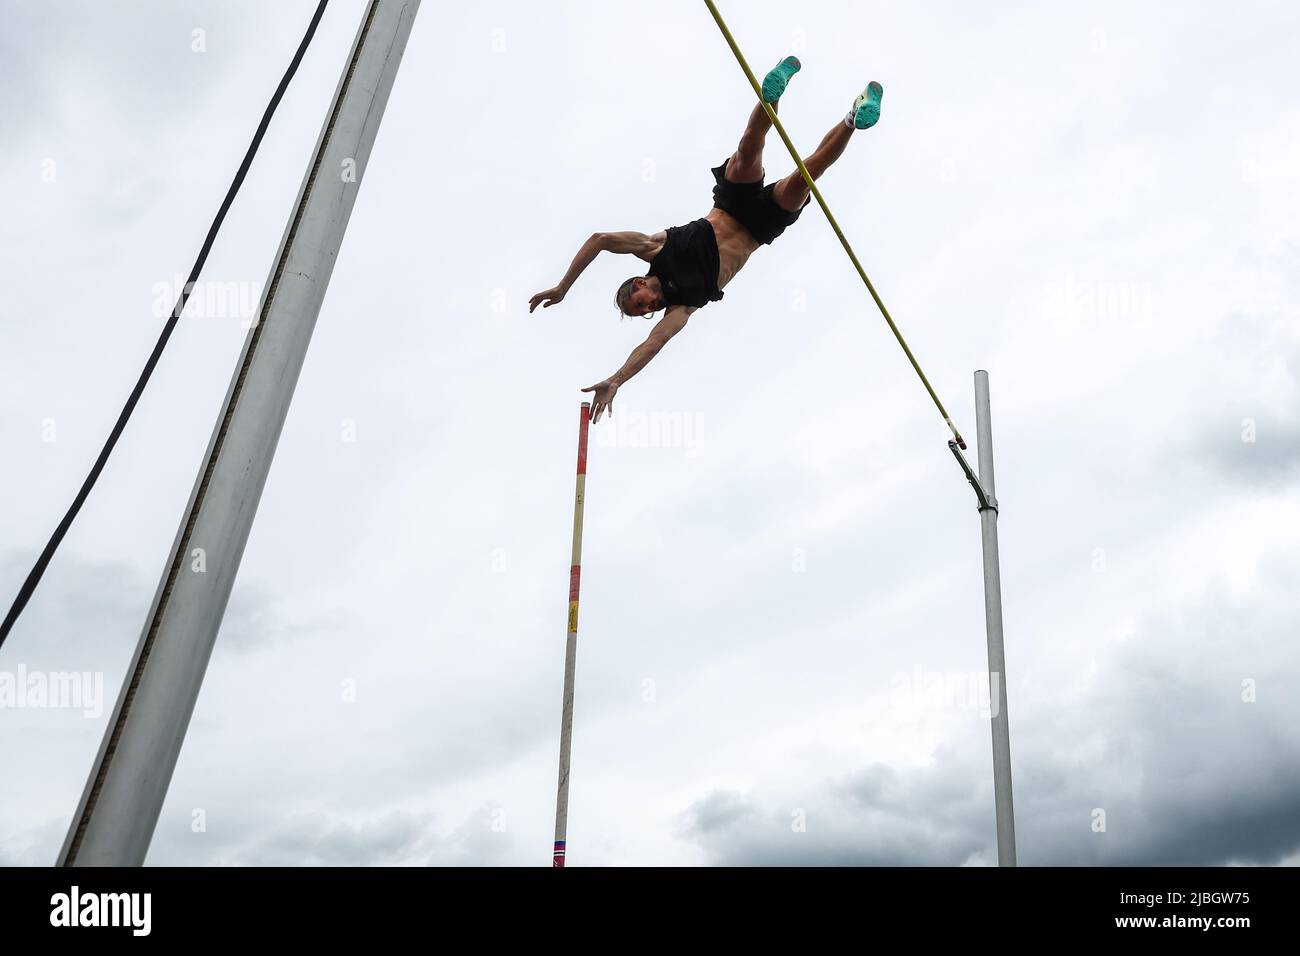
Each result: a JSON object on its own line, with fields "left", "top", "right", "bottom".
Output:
{"left": 773, "top": 80, "right": 884, "bottom": 212}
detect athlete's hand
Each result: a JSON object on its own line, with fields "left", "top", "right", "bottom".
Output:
{"left": 529, "top": 286, "right": 566, "bottom": 312}
{"left": 581, "top": 379, "right": 619, "bottom": 423}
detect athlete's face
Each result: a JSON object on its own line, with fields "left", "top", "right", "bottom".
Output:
{"left": 626, "top": 278, "right": 663, "bottom": 317}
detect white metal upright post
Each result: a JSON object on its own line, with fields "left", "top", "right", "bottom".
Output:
{"left": 974, "top": 369, "right": 1016, "bottom": 866}
{"left": 58, "top": 0, "right": 421, "bottom": 867}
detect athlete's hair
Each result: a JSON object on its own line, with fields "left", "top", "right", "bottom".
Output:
{"left": 615, "top": 276, "right": 638, "bottom": 319}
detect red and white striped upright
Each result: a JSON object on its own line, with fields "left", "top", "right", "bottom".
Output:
{"left": 553, "top": 402, "right": 591, "bottom": 867}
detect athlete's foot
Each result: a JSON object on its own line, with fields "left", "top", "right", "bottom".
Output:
{"left": 761, "top": 55, "right": 801, "bottom": 103}
{"left": 845, "top": 80, "right": 884, "bottom": 129}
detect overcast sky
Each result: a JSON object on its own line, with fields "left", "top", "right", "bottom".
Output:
{"left": 2, "top": 0, "right": 1298, "bottom": 866}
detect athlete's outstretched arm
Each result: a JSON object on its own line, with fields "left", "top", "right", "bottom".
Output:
{"left": 582, "top": 306, "right": 692, "bottom": 422}
{"left": 529, "top": 231, "right": 664, "bottom": 312}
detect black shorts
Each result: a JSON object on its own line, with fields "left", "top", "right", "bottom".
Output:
{"left": 710, "top": 157, "right": 810, "bottom": 245}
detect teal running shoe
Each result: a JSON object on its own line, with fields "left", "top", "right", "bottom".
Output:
{"left": 761, "top": 55, "right": 801, "bottom": 103}
{"left": 849, "top": 80, "right": 884, "bottom": 129}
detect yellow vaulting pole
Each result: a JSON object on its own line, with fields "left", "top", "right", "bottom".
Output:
{"left": 702, "top": 0, "right": 967, "bottom": 450}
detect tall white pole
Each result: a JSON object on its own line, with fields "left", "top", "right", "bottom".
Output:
{"left": 58, "top": 0, "right": 421, "bottom": 866}
{"left": 974, "top": 369, "right": 1016, "bottom": 866}
{"left": 553, "top": 402, "right": 590, "bottom": 867}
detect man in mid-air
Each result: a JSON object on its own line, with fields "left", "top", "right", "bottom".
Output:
{"left": 529, "top": 56, "right": 884, "bottom": 422}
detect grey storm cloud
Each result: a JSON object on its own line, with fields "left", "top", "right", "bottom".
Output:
{"left": 148, "top": 804, "right": 519, "bottom": 866}
{"left": 679, "top": 552, "right": 1300, "bottom": 866}
{"left": 680, "top": 789, "right": 758, "bottom": 837}
{"left": 1174, "top": 304, "right": 1300, "bottom": 490}
{"left": 220, "top": 809, "right": 438, "bottom": 866}
{"left": 1200, "top": 416, "right": 1300, "bottom": 489}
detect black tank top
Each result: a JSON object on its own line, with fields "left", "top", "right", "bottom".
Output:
{"left": 646, "top": 219, "right": 724, "bottom": 309}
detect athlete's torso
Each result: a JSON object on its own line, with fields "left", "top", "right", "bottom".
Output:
{"left": 705, "top": 207, "right": 760, "bottom": 289}
{"left": 645, "top": 210, "right": 760, "bottom": 309}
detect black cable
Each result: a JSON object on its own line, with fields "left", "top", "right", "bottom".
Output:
{"left": 0, "top": 0, "right": 330, "bottom": 650}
